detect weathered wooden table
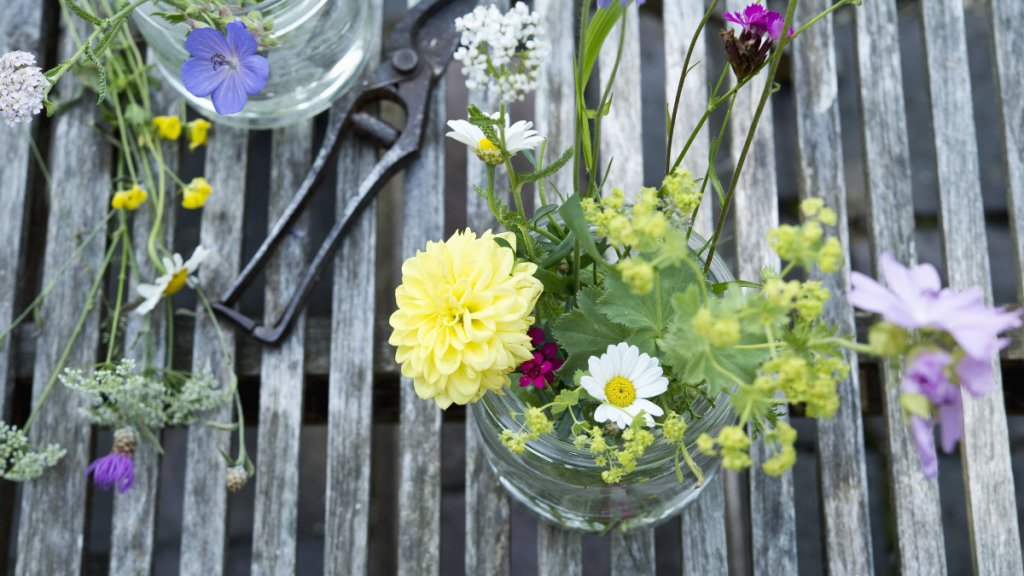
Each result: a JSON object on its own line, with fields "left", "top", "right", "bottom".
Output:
{"left": 1, "top": 0, "right": 1022, "bottom": 574}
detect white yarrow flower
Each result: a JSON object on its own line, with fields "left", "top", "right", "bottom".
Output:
{"left": 1, "top": 51, "right": 49, "bottom": 127}
{"left": 135, "top": 246, "right": 209, "bottom": 315}
{"left": 580, "top": 343, "right": 670, "bottom": 428}
{"left": 453, "top": 2, "right": 550, "bottom": 103}
{"left": 446, "top": 112, "right": 543, "bottom": 165}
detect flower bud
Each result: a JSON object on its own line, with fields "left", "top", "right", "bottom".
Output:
{"left": 868, "top": 321, "right": 909, "bottom": 356}
{"left": 226, "top": 465, "right": 249, "bottom": 492}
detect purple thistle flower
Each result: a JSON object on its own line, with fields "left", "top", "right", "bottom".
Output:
{"left": 87, "top": 452, "right": 135, "bottom": 493}
{"left": 901, "top": 350, "right": 963, "bottom": 479}
{"left": 596, "top": 0, "right": 645, "bottom": 8}
{"left": 180, "top": 21, "right": 269, "bottom": 116}
{"left": 848, "top": 252, "right": 1022, "bottom": 361}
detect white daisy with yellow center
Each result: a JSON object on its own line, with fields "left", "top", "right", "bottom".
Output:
{"left": 135, "top": 246, "right": 209, "bottom": 315}
{"left": 580, "top": 343, "right": 669, "bottom": 428}
{"left": 445, "top": 112, "right": 544, "bottom": 165}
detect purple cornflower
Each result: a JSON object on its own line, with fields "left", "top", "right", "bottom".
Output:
{"left": 848, "top": 252, "right": 1022, "bottom": 360}
{"left": 519, "top": 328, "right": 563, "bottom": 388}
{"left": 87, "top": 427, "right": 137, "bottom": 493}
{"left": 180, "top": 21, "right": 269, "bottom": 116}
{"left": 597, "top": 0, "right": 645, "bottom": 8}
{"left": 900, "top": 351, "right": 962, "bottom": 479}
{"left": 719, "top": 4, "right": 790, "bottom": 81}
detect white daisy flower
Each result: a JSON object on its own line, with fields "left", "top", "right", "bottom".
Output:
{"left": 135, "top": 246, "right": 210, "bottom": 315}
{"left": 446, "top": 112, "right": 544, "bottom": 165}
{"left": 580, "top": 343, "right": 669, "bottom": 428}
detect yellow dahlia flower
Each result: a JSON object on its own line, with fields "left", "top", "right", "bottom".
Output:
{"left": 389, "top": 229, "right": 543, "bottom": 409}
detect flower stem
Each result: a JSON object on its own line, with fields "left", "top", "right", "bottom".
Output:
{"left": 665, "top": 0, "right": 720, "bottom": 175}
{"left": 106, "top": 217, "right": 130, "bottom": 363}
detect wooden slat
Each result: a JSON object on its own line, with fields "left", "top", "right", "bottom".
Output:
{"left": 249, "top": 121, "right": 313, "bottom": 576}
{"left": 680, "top": 471, "right": 729, "bottom": 574}
{"left": 463, "top": 2, "right": 512, "bottom": 574}
{"left": 852, "top": 0, "right": 946, "bottom": 573}
{"left": 0, "top": 1, "right": 45, "bottom": 571}
{"left": 324, "top": 0, "right": 383, "bottom": 571}
{"left": 14, "top": 12, "right": 112, "bottom": 576}
{"left": 397, "top": 0, "right": 444, "bottom": 573}
{"left": 179, "top": 126, "right": 249, "bottom": 576}
{"left": 723, "top": 0, "right": 796, "bottom": 572}
{"left": 791, "top": 1, "right": 873, "bottom": 574}
{"left": 599, "top": 6, "right": 657, "bottom": 573}
{"left": 664, "top": 0, "right": 713, "bottom": 237}
{"left": 990, "top": 0, "right": 1024, "bottom": 351}
{"left": 109, "top": 49, "right": 180, "bottom": 576}
{"left": 537, "top": 522, "right": 582, "bottom": 576}
{"left": 920, "top": 1, "right": 1023, "bottom": 573}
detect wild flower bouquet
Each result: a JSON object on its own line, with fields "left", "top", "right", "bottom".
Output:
{"left": 390, "top": 0, "right": 1022, "bottom": 527}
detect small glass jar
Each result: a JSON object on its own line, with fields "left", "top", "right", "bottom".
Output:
{"left": 134, "top": 0, "right": 374, "bottom": 129}
{"left": 471, "top": 232, "right": 737, "bottom": 534}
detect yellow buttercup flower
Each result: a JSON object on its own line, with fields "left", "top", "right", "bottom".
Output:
{"left": 182, "top": 177, "right": 213, "bottom": 209}
{"left": 153, "top": 115, "right": 182, "bottom": 140}
{"left": 186, "top": 119, "right": 211, "bottom": 151}
{"left": 111, "top": 185, "right": 147, "bottom": 210}
{"left": 389, "top": 229, "right": 543, "bottom": 409}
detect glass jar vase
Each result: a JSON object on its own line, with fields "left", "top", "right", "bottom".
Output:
{"left": 471, "top": 232, "right": 737, "bottom": 534}
{"left": 134, "top": 0, "right": 375, "bottom": 129}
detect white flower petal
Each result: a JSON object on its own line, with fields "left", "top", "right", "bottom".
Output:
{"left": 629, "top": 399, "right": 663, "bottom": 427}
{"left": 184, "top": 245, "right": 209, "bottom": 272}
{"left": 595, "top": 403, "right": 629, "bottom": 429}
{"left": 579, "top": 375, "right": 606, "bottom": 401}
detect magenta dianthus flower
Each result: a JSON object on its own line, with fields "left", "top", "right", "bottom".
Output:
{"left": 180, "top": 21, "right": 269, "bottom": 116}
{"left": 900, "top": 351, "right": 962, "bottom": 479}
{"left": 519, "top": 328, "right": 563, "bottom": 388}
{"left": 719, "top": 3, "right": 792, "bottom": 81}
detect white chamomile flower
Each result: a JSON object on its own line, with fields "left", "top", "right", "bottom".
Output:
{"left": 580, "top": 343, "right": 669, "bottom": 428}
{"left": 135, "top": 246, "right": 209, "bottom": 315}
{"left": 446, "top": 112, "right": 543, "bottom": 165}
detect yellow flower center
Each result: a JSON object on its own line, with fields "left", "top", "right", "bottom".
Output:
{"left": 478, "top": 138, "right": 498, "bottom": 152}
{"left": 437, "top": 294, "right": 463, "bottom": 325}
{"left": 163, "top": 270, "right": 188, "bottom": 296}
{"left": 605, "top": 376, "right": 636, "bottom": 408}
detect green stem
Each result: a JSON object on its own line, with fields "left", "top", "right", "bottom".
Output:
{"left": 24, "top": 233, "right": 120, "bottom": 431}
{"left": 46, "top": 0, "right": 150, "bottom": 89}
{"left": 106, "top": 217, "right": 129, "bottom": 363}
{"left": 26, "top": 130, "right": 52, "bottom": 190}
{"left": 823, "top": 338, "right": 874, "bottom": 355}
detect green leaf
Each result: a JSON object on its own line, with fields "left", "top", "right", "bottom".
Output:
{"left": 533, "top": 267, "right": 571, "bottom": 296}
{"left": 493, "top": 236, "right": 513, "bottom": 251}
{"left": 711, "top": 280, "right": 763, "bottom": 296}
{"left": 539, "top": 232, "right": 575, "bottom": 269}
{"left": 900, "top": 392, "right": 932, "bottom": 420}
{"left": 729, "top": 385, "right": 779, "bottom": 425}
{"left": 599, "top": 262, "right": 700, "bottom": 334}
{"left": 517, "top": 146, "right": 574, "bottom": 184}
{"left": 558, "top": 194, "right": 606, "bottom": 267}
{"left": 522, "top": 149, "right": 539, "bottom": 170}
{"left": 532, "top": 204, "right": 559, "bottom": 224}
{"left": 68, "top": 0, "right": 106, "bottom": 26}
{"left": 581, "top": 3, "right": 625, "bottom": 88}
{"left": 708, "top": 155, "right": 727, "bottom": 207}
{"left": 553, "top": 286, "right": 654, "bottom": 376}
{"left": 123, "top": 102, "right": 149, "bottom": 126}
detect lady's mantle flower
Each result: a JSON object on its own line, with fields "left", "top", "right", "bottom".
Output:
{"left": 0, "top": 51, "right": 48, "bottom": 127}
{"left": 136, "top": 246, "right": 210, "bottom": 315}
{"left": 181, "top": 21, "right": 269, "bottom": 115}
{"left": 187, "top": 119, "right": 211, "bottom": 151}
{"left": 153, "top": 115, "right": 182, "bottom": 140}
{"left": 446, "top": 112, "right": 543, "bottom": 165}
{"left": 900, "top": 351, "right": 963, "bottom": 479}
{"left": 453, "top": 3, "right": 550, "bottom": 103}
{"left": 87, "top": 427, "right": 137, "bottom": 494}
{"left": 579, "top": 343, "right": 669, "bottom": 428}
{"left": 389, "top": 229, "right": 543, "bottom": 408}
{"left": 518, "top": 327, "right": 563, "bottom": 388}
{"left": 182, "top": 177, "right": 213, "bottom": 209}
{"left": 848, "top": 252, "right": 1022, "bottom": 361}
{"left": 720, "top": 4, "right": 790, "bottom": 81}
{"left": 111, "top": 185, "right": 148, "bottom": 210}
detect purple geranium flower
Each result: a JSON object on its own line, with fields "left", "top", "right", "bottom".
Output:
{"left": 180, "top": 21, "right": 269, "bottom": 116}
{"left": 597, "top": 0, "right": 645, "bottom": 8}
{"left": 848, "top": 252, "right": 1022, "bottom": 360}
{"left": 901, "top": 351, "right": 962, "bottom": 479}
{"left": 87, "top": 452, "right": 135, "bottom": 493}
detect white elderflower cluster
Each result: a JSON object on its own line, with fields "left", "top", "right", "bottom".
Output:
{"left": 0, "top": 422, "right": 66, "bottom": 482}
{"left": 0, "top": 51, "right": 48, "bottom": 127}
{"left": 164, "top": 370, "right": 227, "bottom": 426}
{"left": 453, "top": 2, "right": 550, "bottom": 104}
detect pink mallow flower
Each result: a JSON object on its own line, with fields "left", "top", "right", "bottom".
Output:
{"left": 900, "top": 351, "right": 963, "bottom": 479}
{"left": 848, "top": 252, "right": 1022, "bottom": 363}
{"left": 519, "top": 328, "right": 563, "bottom": 388}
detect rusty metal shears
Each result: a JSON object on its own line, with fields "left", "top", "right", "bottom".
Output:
{"left": 212, "top": 0, "right": 475, "bottom": 344}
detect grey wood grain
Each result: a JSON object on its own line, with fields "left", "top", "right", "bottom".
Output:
{"left": 599, "top": 2, "right": 644, "bottom": 199}
{"left": 463, "top": 3, "right": 512, "bottom": 572}
{"left": 791, "top": 1, "right": 873, "bottom": 574}
{"left": 323, "top": 1, "right": 382, "bottom": 573}
{"left": 179, "top": 126, "right": 249, "bottom": 576}
{"left": 920, "top": 1, "right": 1023, "bottom": 573}
{"left": 990, "top": 0, "right": 1024, "bottom": 358}
{"left": 532, "top": 0, "right": 575, "bottom": 209}
{"left": 249, "top": 121, "right": 313, "bottom": 576}
{"left": 109, "top": 49, "right": 180, "bottom": 576}
{"left": 537, "top": 522, "right": 582, "bottom": 576}
{"left": 664, "top": 0, "right": 713, "bottom": 237}
{"left": 680, "top": 472, "right": 729, "bottom": 576}
{"left": 14, "top": 11, "right": 111, "bottom": 576}
{"left": 611, "top": 531, "right": 656, "bottom": 576}
{"left": 723, "top": 1, "right": 796, "bottom": 572}
{"left": 852, "top": 0, "right": 946, "bottom": 573}
{"left": 397, "top": 1, "right": 444, "bottom": 573}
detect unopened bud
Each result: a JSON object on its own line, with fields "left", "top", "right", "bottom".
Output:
{"left": 226, "top": 465, "right": 249, "bottom": 492}
{"left": 112, "top": 427, "right": 138, "bottom": 457}
{"left": 868, "top": 321, "right": 908, "bottom": 356}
